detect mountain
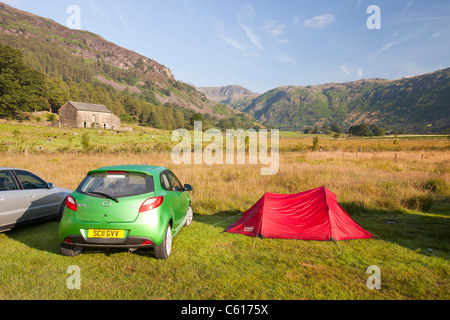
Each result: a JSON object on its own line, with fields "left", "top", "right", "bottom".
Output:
{"left": 0, "top": 2, "right": 237, "bottom": 124}
{"left": 1, "top": 3, "right": 448, "bottom": 133}
{"left": 197, "top": 85, "right": 260, "bottom": 111}
{"left": 242, "top": 69, "right": 450, "bottom": 133}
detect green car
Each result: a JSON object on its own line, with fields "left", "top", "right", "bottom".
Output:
{"left": 59, "top": 165, "right": 193, "bottom": 259}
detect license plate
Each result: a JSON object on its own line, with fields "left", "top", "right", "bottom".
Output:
{"left": 88, "top": 229, "right": 125, "bottom": 239}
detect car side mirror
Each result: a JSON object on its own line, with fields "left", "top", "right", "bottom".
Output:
{"left": 184, "top": 184, "right": 193, "bottom": 192}
{"left": 47, "top": 183, "right": 55, "bottom": 189}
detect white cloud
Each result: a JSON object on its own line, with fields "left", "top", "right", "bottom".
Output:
{"left": 240, "top": 24, "right": 265, "bottom": 53}
{"left": 263, "top": 20, "right": 286, "bottom": 38}
{"left": 380, "top": 41, "right": 401, "bottom": 53}
{"left": 369, "top": 40, "right": 402, "bottom": 60}
{"left": 220, "top": 35, "right": 246, "bottom": 52}
{"left": 3, "top": 0, "right": 21, "bottom": 6}
{"left": 339, "top": 63, "right": 350, "bottom": 75}
{"left": 339, "top": 63, "right": 363, "bottom": 79}
{"left": 357, "top": 68, "right": 364, "bottom": 79}
{"left": 113, "top": 5, "right": 129, "bottom": 31}
{"left": 213, "top": 17, "right": 247, "bottom": 53}
{"left": 236, "top": 4, "right": 266, "bottom": 53}
{"left": 274, "top": 54, "right": 296, "bottom": 64}
{"left": 277, "top": 39, "right": 290, "bottom": 45}
{"left": 87, "top": 0, "right": 111, "bottom": 23}
{"left": 303, "top": 14, "right": 336, "bottom": 29}
{"left": 237, "top": 3, "right": 256, "bottom": 21}
{"left": 432, "top": 32, "right": 441, "bottom": 39}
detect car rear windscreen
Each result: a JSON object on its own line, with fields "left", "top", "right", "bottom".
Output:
{"left": 78, "top": 172, "right": 154, "bottom": 198}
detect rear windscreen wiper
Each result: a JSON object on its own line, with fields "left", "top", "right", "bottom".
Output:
{"left": 87, "top": 191, "right": 119, "bottom": 203}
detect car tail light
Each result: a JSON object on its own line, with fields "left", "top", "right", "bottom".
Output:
{"left": 107, "top": 171, "right": 128, "bottom": 175}
{"left": 139, "top": 196, "right": 164, "bottom": 213}
{"left": 142, "top": 240, "right": 153, "bottom": 245}
{"left": 66, "top": 196, "right": 77, "bottom": 212}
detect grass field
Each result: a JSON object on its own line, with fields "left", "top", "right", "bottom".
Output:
{"left": 0, "top": 124, "right": 449, "bottom": 300}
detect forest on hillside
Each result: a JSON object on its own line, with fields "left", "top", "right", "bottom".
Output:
{"left": 0, "top": 42, "right": 254, "bottom": 130}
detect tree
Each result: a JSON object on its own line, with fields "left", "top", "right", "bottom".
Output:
{"left": 321, "top": 124, "right": 333, "bottom": 135}
{"left": 149, "top": 111, "right": 164, "bottom": 129}
{"left": 81, "top": 133, "right": 90, "bottom": 150}
{"left": 45, "top": 77, "right": 69, "bottom": 113}
{"left": 218, "top": 119, "right": 233, "bottom": 130}
{"left": 349, "top": 123, "right": 372, "bottom": 136}
{"left": 190, "top": 113, "right": 204, "bottom": 127}
{"left": 330, "top": 124, "right": 344, "bottom": 134}
{"left": 173, "top": 109, "right": 185, "bottom": 129}
{"left": 372, "top": 126, "right": 386, "bottom": 136}
{"left": 312, "top": 136, "right": 320, "bottom": 151}
{"left": 0, "top": 44, "right": 47, "bottom": 118}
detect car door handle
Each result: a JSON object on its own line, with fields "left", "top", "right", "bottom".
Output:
{"left": 29, "top": 195, "right": 36, "bottom": 198}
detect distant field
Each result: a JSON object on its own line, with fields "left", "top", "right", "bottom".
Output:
{"left": 0, "top": 123, "right": 449, "bottom": 300}
{"left": 0, "top": 123, "right": 449, "bottom": 154}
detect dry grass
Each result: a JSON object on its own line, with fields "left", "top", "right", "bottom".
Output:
{"left": 1, "top": 148, "right": 448, "bottom": 216}
{"left": 0, "top": 146, "right": 449, "bottom": 300}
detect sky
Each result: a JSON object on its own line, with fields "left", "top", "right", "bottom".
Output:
{"left": 3, "top": 0, "right": 450, "bottom": 93}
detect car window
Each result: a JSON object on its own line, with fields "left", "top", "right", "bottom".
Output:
{"left": 160, "top": 173, "right": 171, "bottom": 191}
{"left": 14, "top": 170, "right": 48, "bottom": 190}
{"left": 78, "top": 173, "right": 155, "bottom": 198}
{"left": 167, "top": 171, "right": 183, "bottom": 191}
{"left": 0, "top": 171, "right": 18, "bottom": 191}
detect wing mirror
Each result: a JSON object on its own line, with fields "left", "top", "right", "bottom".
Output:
{"left": 47, "top": 183, "right": 55, "bottom": 189}
{"left": 183, "top": 184, "right": 193, "bottom": 192}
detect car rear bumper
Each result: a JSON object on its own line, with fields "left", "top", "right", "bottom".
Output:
{"left": 59, "top": 208, "right": 170, "bottom": 247}
{"left": 61, "top": 235, "right": 155, "bottom": 248}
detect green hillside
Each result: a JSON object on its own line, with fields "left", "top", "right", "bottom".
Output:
{"left": 0, "top": 3, "right": 255, "bottom": 130}
{"left": 243, "top": 70, "right": 450, "bottom": 134}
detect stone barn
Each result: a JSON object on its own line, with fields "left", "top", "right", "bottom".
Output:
{"left": 59, "top": 101, "right": 121, "bottom": 130}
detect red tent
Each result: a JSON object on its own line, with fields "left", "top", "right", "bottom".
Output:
{"left": 224, "top": 186, "right": 373, "bottom": 241}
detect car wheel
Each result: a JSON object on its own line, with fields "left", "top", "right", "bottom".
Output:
{"left": 154, "top": 224, "right": 172, "bottom": 260}
{"left": 60, "top": 244, "right": 82, "bottom": 257}
{"left": 184, "top": 205, "right": 193, "bottom": 226}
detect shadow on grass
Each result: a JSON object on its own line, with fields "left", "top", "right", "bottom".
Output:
{"left": 5, "top": 221, "right": 155, "bottom": 257}
{"left": 5, "top": 221, "right": 61, "bottom": 255}
{"left": 6, "top": 204, "right": 449, "bottom": 260}
{"left": 339, "top": 202, "right": 448, "bottom": 259}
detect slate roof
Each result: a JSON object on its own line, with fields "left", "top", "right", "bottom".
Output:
{"left": 67, "top": 101, "right": 112, "bottom": 114}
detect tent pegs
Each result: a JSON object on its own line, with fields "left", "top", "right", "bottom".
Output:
{"left": 336, "top": 240, "right": 342, "bottom": 255}
{"left": 330, "top": 237, "right": 343, "bottom": 255}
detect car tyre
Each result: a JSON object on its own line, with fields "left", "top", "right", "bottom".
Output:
{"left": 154, "top": 224, "right": 172, "bottom": 260}
{"left": 60, "top": 244, "right": 82, "bottom": 257}
{"left": 185, "top": 205, "right": 193, "bottom": 226}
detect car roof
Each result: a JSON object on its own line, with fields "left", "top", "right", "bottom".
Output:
{"left": 87, "top": 165, "right": 168, "bottom": 175}
{"left": 0, "top": 167, "right": 29, "bottom": 171}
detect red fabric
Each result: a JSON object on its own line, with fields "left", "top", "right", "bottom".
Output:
{"left": 225, "top": 187, "right": 373, "bottom": 241}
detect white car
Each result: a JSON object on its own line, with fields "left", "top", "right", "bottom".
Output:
{"left": 0, "top": 168, "right": 72, "bottom": 232}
